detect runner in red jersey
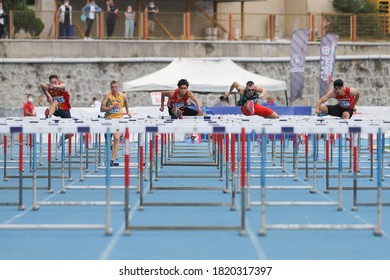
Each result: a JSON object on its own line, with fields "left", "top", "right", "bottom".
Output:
{"left": 159, "top": 79, "right": 203, "bottom": 119}
{"left": 315, "top": 79, "right": 360, "bottom": 119}
{"left": 225, "top": 81, "right": 279, "bottom": 118}
{"left": 40, "top": 74, "right": 73, "bottom": 147}
{"left": 40, "top": 74, "right": 71, "bottom": 119}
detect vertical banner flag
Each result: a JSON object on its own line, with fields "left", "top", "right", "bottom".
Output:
{"left": 290, "top": 29, "right": 309, "bottom": 103}
{"left": 319, "top": 32, "right": 338, "bottom": 97}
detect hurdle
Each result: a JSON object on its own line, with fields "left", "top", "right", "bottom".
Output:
{"left": 151, "top": 117, "right": 227, "bottom": 193}
{"left": 0, "top": 118, "right": 148, "bottom": 235}
{"left": 124, "top": 119, "right": 245, "bottom": 235}
{"left": 0, "top": 115, "right": 388, "bottom": 236}
{"left": 252, "top": 119, "right": 386, "bottom": 236}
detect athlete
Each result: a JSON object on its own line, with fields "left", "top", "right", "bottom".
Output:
{"left": 225, "top": 81, "right": 279, "bottom": 118}
{"left": 40, "top": 74, "right": 72, "bottom": 146}
{"left": 159, "top": 79, "right": 203, "bottom": 119}
{"left": 100, "top": 80, "right": 131, "bottom": 166}
{"left": 315, "top": 79, "right": 360, "bottom": 119}
{"left": 40, "top": 74, "right": 71, "bottom": 119}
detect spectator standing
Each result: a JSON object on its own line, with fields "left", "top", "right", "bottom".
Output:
{"left": 124, "top": 5, "right": 136, "bottom": 39}
{"left": 59, "top": 0, "right": 72, "bottom": 39}
{"left": 0, "top": 1, "right": 7, "bottom": 39}
{"left": 145, "top": 1, "right": 159, "bottom": 35}
{"left": 82, "top": 0, "right": 102, "bottom": 40}
{"left": 106, "top": 0, "right": 118, "bottom": 38}
{"left": 35, "top": 94, "right": 47, "bottom": 107}
{"left": 90, "top": 97, "right": 101, "bottom": 108}
{"left": 23, "top": 94, "right": 37, "bottom": 117}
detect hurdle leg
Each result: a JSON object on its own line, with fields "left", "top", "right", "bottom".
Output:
{"left": 60, "top": 134, "right": 66, "bottom": 193}
{"left": 324, "top": 134, "right": 330, "bottom": 193}
{"left": 259, "top": 130, "right": 267, "bottom": 236}
{"left": 239, "top": 128, "right": 246, "bottom": 236}
{"left": 310, "top": 133, "right": 317, "bottom": 194}
{"left": 369, "top": 134, "right": 374, "bottom": 181}
{"left": 337, "top": 133, "right": 343, "bottom": 211}
{"left": 32, "top": 133, "right": 39, "bottom": 211}
{"left": 225, "top": 134, "right": 230, "bottom": 193}
{"left": 293, "top": 134, "right": 299, "bottom": 181}
{"left": 154, "top": 134, "right": 159, "bottom": 181}
{"left": 374, "top": 129, "right": 383, "bottom": 236}
{"left": 231, "top": 134, "right": 237, "bottom": 209}
{"left": 304, "top": 134, "right": 309, "bottom": 181}
{"left": 105, "top": 129, "right": 113, "bottom": 236}
{"left": 18, "top": 133, "right": 25, "bottom": 211}
{"left": 47, "top": 133, "right": 54, "bottom": 193}
{"left": 3, "top": 135, "right": 8, "bottom": 181}
{"left": 29, "top": 134, "right": 33, "bottom": 172}
{"left": 138, "top": 133, "right": 145, "bottom": 209}
{"left": 78, "top": 133, "right": 83, "bottom": 182}
{"left": 39, "top": 133, "right": 44, "bottom": 166}
{"left": 245, "top": 133, "right": 251, "bottom": 210}
{"left": 66, "top": 135, "right": 72, "bottom": 182}
{"left": 352, "top": 133, "right": 358, "bottom": 211}
{"left": 149, "top": 133, "right": 154, "bottom": 192}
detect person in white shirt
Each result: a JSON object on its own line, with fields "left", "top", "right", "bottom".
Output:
{"left": 81, "top": 0, "right": 102, "bottom": 39}
{"left": 90, "top": 97, "right": 101, "bottom": 108}
{"left": 59, "top": 0, "right": 72, "bottom": 39}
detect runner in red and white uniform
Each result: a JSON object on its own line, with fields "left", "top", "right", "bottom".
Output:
{"left": 40, "top": 74, "right": 71, "bottom": 119}
{"left": 315, "top": 79, "right": 360, "bottom": 119}
{"left": 159, "top": 79, "right": 203, "bottom": 119}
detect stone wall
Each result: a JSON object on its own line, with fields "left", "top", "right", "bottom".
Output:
{"left": 1, "top": 58, "right": 389, "bottom": 113}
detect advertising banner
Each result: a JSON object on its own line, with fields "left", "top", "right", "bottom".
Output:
{"left": 319, "top": 32, "right": 338, "bottom": 97}
{"left": 289, "top": 29, "right": 309, "bottom": 103}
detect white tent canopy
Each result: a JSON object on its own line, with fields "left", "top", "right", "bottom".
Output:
{"left": 123, "top": 58, "right": 287, "bottom": 93}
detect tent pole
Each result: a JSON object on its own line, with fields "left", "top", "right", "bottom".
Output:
{"left": 285, "top": 90, "right": 289, "bottom": 106}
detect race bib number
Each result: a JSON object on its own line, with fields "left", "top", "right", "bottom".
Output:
{"left": 339, "top": 101, "right": 350, "bottom": 108}
{"left": 109, "top": 107, "right": 120, "bottom": 113}
{"left": 172, "top": 102, "right": 185, "bottom": 108}
{"left": 53, "top": 96, "right": 65, "bottom": 103}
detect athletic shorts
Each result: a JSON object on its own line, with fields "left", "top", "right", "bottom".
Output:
{"left": 53, "top": 109, "right": 71, "bottom": 119}
{"left": 327, "top": 105, "right": 354, "bottom": 119}
{"left": 168, "top": 106, "right": 198, "bottom": 118}
{"left": 241, "top": 103, "right": 274, "bottom": 118}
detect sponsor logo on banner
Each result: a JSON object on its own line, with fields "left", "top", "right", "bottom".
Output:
{"left": 319, "top": 33, "right": 338, "bottom": 97}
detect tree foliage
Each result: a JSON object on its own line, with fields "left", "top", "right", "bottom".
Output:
{"left": 330, "top": 0, "right": 385, "bottom": 39}
{"left": 332, "top": 0, "right": 376, "bottom": 13}
{"left": 2, "top": 0, "right": 44, "bottom": 37}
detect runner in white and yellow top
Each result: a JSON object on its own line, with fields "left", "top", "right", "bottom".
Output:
{"left": 100, "top": 80, "right": 131, "bottom": 166}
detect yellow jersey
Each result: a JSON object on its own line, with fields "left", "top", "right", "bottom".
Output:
{"left": 104, "top": 91, "right": 126, "bottom": 119}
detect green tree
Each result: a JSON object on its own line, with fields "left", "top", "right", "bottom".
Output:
{"left": 2, "top": 0, "right": 44, "bottom": 38}
{"left": 329, "top": 0, "right": 384, "bottom": 39}
{"left": 333, "top": 0, "right": 366, "bottom": 13}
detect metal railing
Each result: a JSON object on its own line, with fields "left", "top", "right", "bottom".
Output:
{"left": 2, "top": 10, "right": 390, "bottom": 41}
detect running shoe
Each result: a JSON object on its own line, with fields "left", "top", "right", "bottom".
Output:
{"left": 44, "top": 108, "right": 50, "bottom": 118}
{"left": 248, "top": 100, "right": 255, "bottom": 115}
{"left": 110, "top": 160, "right": 119, "bottom": 167}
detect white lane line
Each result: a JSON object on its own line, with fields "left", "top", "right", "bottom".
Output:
{"left": 99, "top": 201, "right": 140, "bottom": 260}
